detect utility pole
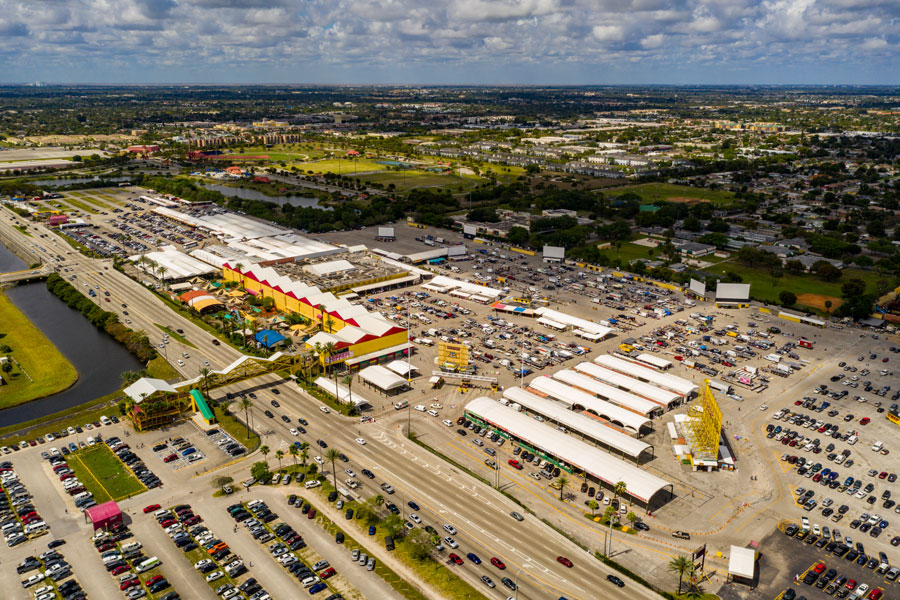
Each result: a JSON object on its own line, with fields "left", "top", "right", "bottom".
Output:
{"left": 514, "top": 564, "right": 525, "bottom": 600}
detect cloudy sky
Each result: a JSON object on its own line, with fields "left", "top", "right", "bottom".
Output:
{"left": 1, "top": 0, "right": 897, "bottom": 84}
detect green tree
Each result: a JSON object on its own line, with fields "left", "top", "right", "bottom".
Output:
{"left": 406, "top": 529, "right": 432, "bottom": 561}
{"left": 779, "top": 291, "right": 797, "bottom": 307}
{"left": 239, "top": 397, "right": 253, "bottom": 438}
{"left": 841, "top": 278, "right": 866, "bottom": 299}
{"left": 275, "top": 449, "right": 284, "bottom": 471}
{"left": 668, "top": 555, "right": 695, "bottom": 595}
{"left": 260, "top": 445, "right": 270, "bottom": 467}
{"left": 626, "top": 511, "right": 638, "bottom": 527}
{"left": 586, "top": 500, "right": 599, "bottom": 516}
{"left": 383, "top": 513, "right": 406, "bottom": 539}
{"left": 212, "top": 475, "right": 233, "bottom": 489}
{"left": 613, "top": 480, "right": 627, "bottom": 502}
{"left": 557, "top": 475, "right": 568, "bottom": 501}
{"left": 250, "top": 460, "right": 272, "bottom": 483}
{"left": 325, "top": 448, "right": 341, "bottom": 491}
{"left": 506, "top": 226, "right": 530, "bottom": 247}
{"left": 288, "top": 444, "right": 299, "bottom": 468}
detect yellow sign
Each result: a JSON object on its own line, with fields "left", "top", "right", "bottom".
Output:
{"left": 438, "top": 342, "right": 469, "bottom": 369}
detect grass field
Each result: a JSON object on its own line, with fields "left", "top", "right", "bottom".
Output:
{"left": 59, "top": 193, "right": 99, "bottom": 214}
{"left": 147, "top": 355, "right": 179, "bottom": 380}
{"left": 604, "top": 182, "right": 737, "bottom": 205}
{"left": 67, "top": 443, "right": 146, "bottom": 503}
{"left": 702, "top": 262, "right": 893, "bottom": 313}
{"left": 0, "top": 292, "right": 78, "bottom": 410}
{"left": 296, "top": 158, "right": 389, "bottom": 174}
{"left": 362, "top": 170, "right": 482, "bottom": 192}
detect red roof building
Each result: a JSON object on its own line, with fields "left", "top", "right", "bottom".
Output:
{"left": 85, "top": 501, "right": 123, "bottom": 531}
{"left": 127, "top": 145, "right": 160, "bottom": 154}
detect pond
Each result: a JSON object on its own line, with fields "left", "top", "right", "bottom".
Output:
{"left": 202, "top": 183, "right": 326, "bottom": 209}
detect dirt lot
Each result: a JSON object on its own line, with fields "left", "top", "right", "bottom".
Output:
{"left": 797, "top": 294, "right": 844, "bottom": 312}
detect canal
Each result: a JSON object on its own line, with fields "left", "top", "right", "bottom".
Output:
{"left": 202, "top": 183, "right": 327, "bottom": 209}
{"left": 0, "top": 241, "right": 142, "bottom": 427}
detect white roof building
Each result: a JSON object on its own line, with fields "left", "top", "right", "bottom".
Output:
{"left": 527, "top": 376, "right": 652, "bottom": 434}
{"left": 358, "top": 365, "right": 408, "bottom": 392}
{"left": 533, "top": 307, "right": 612, "bottom": 338}
{"left": 130, "top": 247, "right": 218, "bottom": 280}
{"left": 124, "top": 378, "right": 177, "bottom": 403}
{"left": 552, "top": 370, "right": 662, "bottom": 417}
{"left": 464, "top": 397, "right": 672, "bottom": 505}
{"left": 573, "top": 362, "right": 680, "bottom": 408}
{"left": 501, "top": 388, "right": 654, "bottom": 461}
{"left": 593, "top": 355, "right": 699, "bottom": 398}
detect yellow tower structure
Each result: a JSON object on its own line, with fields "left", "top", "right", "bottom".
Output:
{"left": 682, "top": 379, "right": 723, "bottom": 468}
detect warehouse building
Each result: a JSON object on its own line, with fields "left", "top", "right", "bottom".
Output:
{"left": 464, "top": 397, "right": 672, "bottom": 508}
{"left": 552, "top": 369, "right": 663, "bottom": 417}
{"left": 501, "top": 387, "right": 655, "bottom": 463}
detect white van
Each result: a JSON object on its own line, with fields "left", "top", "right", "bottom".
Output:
{"left": 153, "top": 509, "right": 170, "bottom": 519}
{"left": 86, "top": 437, "right": 95, "bottom": 446}
{"left": 121, "top": 541, "right": 142, "bottom": 553}
{"left": 304, "top": 480, "right": 321, "bottom": 489}
{"left": 100, "top": 415, "right": 112, "bottom": 426}
{"left": 847, "top": 435, "right": 858, "bottom": 445}
{"left": 73, "top": 491, "right": 92, "bottom": 503}
{"left": 872, "top": 441, "right": 884, "bottom": 452}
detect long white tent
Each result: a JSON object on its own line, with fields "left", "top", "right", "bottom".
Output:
{"left": 527, "top": 376, "right": 652, "bottom": 434}
{"left": 465, "top": 397, "right": 671, "bottom": 504}
{"left": 573, "top": 362, "right": 680, "bottom": 408}
{"left": 358, "top": 365, "right": 407, "bottom": 392}
{"left": 635, "top": 353, "right": 672, "bottom": 370}
{"left": 501, "top": 387, "right": 653, "bottom": 461}
{"left": 552, "top": 370, "right": 662, "bottom": 417}
{"left": 593, "top": 355, "right": 699, "bottom": 398}
{"left": 533, "top": 307, "right": 612, "bottom": 338}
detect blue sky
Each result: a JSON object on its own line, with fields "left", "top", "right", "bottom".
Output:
{"left": 1, "top": 0, "right": 897, "bottom": 84}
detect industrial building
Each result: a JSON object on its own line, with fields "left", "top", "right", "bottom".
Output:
{"left": 501, "top": 387, "right": 655, "bottom": 463}
{"left": 464, "top": 397, "right": 672, "bottom": 508}
{"left": 527, "top": 376, "right": 653, "bottom": 435}
{"left": 131, "top": 247, "right": 219, "bottom": 281}
{"left": 533, "top": 307, "right": 613, "bottom": 340}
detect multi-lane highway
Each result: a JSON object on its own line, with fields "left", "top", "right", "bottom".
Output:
{"left": 0, "top": 206, "right": 659, "bottom": 600}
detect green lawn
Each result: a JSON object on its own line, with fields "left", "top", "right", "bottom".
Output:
{"left": 147, "top": 355, "right": 179, "bottom": 380}
{"left": 67, "top": 443, "right": 146, "bottom": 503}
{"left": 0, "top": 291, "right": 79, "bottom": 410}
{"left": 702, "top": 262, "right": 895, "bottom": 312}
{"left": 296, "top": 158, "right": 389, "bottom": 174}
{"left": 59, "top": 194, "right": 99, "bottom": 214}
{"left": 218, "top": 404, "right": 260, "bottom": 451}
{"left": 362, "top": 170, "right": 482, "bottom": 192}
{"left": 604, "top": 182, "right": 737, "bottom": 205}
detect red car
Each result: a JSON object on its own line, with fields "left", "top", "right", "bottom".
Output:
{"left": 308, "top": 509, "right": 316, "bottom": 519}
{"left": 163, "top": 454, "right": 178, "bottom": 463}
{"left": 879, "top": 472, "right": 888, "bottom": 479}
{"left": 145, "top": 575, "right": 163, "bottom": 586}
{"left": 320, "top": 567, "right": 336, "bottom": 579}
{"left": 795, "top": 400, "right": 803, "bottom": 405}
{"left": 184, "top": 515, "right": 202, "bottom": 526}
{"left": 159, "top": 518, "right": 176, "bottom": 527}
{"left": 96, "top": 542, "right": 115, "bottom": 552}
{"left": 143, "top": 504, "right": 161, "bottom": 514}
{"left": 869, "top": 589, "right": 883, "bottom": 600}
{"left": 490, "top": 557, "right": 506, "bottom": 570}
{"left": 449, "top": 553, "right": 464, "bottom": 565}
{"left": 557, "top": 556, "right": 573, "bottom": 568}
{"left": 111, "top": 565, "right": 130, "bottom": 576}
{"left": 846, "top": 579, "right": 857, "bottom": 590}
{"left": 507, "top": 459, "right": 523, "bottom": 470}
{"left": 860, "top": 417, "right": 870, "bottom": 425}
{"left": 813, "top": 562, "right": 826, "bottom": 574}
{"left": 120, "top": 580, "right": 139, "bottom": 591}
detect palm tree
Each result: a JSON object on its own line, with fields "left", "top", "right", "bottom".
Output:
{"left": 614, "top": 480, "right": 627, "bottom": 503}
{"left": 557, "top": 474, "right": 568, "bottom": 501}
{"left": 342, "top": 374, "right": 354, "bottom": 406}
{"left": 239, "top": 397, "right": 253, "bottom": 438}
{"left": 288, "top": 444, "right": 299, "bottom": 468}
{"left": 668, "top": 555, "right": 695, "bottom": 595}
{"left": 260, "top": 445, "right": 270, "bottom": 467}
{"left": 198, "top": 367, "right": 213, "bottom": 397}
{"left": 325, "top": 448, "right": 341, "bottom": 491}
{"left": 324, "top": 315, "right": 335, "bottom": 334}
{"left": 626, "top": 511, "right": 638, "bottom": 528}
{"left": 299, "top": 442, "right": 309, "bottom": 467}
{"left": 275, "top": 449, "right": 284, "bottom": 471}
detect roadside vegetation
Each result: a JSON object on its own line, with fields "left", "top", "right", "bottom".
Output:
{"left": 0, "top": 290, "right": 78, "bottom": 409}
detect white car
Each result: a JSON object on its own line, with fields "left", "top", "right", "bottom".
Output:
{"left": 442, "top": 419, "right": 453, "bottom": 427}
{"left": 345, "top": 469, "right": 356, "bottom": 477}
{"left": 176, "top": 359, "right": 185, "bottom": 367}
{"left": 414, "top": 405, "right": 426, "bottom": 412}
{"left": 443, "top": 536, "right": 458, "bottom": 549}
{"left": 314, "top": 456, "right": 324, "bottom": 465}
{"left": 203, "top": 360, "right": 210, "bottom": 366}
{"left": 410, "top": 513, "right": 421, "bottom": 524}
{"left": 289, "top": 429, "right": 299, "bottom": 436}
{"left": 205, "top": 571, "right": 224, "bottom": 583}
{"left": 430, "top": 403, "right": 443, "bottom": 409}
{"left": 427, "top": 410, "right": 439, "bottom": 417}
{"left": 194, "top": 559, "right": 213, "bottom": 570}
{"left": 319, "top": 406, "right": 330, "bottom": 414}
{"left": 355, "top": 437, "right": 366, "bottom": 445}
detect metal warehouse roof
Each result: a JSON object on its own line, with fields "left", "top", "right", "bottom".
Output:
{"left": 464, "top": 397, "right": 671, "bottom": 504}
{"left": 501, "top": 388, "right": 652, "bottom": 460}
{"left": 527, "top": 376, "right": 652, "bottom": 433}
{"left": 593, "top": 355, "right": 699, "bottom": 397}
{"left": 573, "top": 362, "right": 680, "bottom": 408}
{"left": 533, "top": 307, "right": 612, "bottom": 338}
{"left": 552, "top": 370, "right": 661, "bottom": 416}
{"left": 358, "top": 365, "right": 407, "bottom": 392}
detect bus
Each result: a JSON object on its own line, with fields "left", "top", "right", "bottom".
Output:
{"left": 136, "top": 557, "right": 161, "bottom": 573}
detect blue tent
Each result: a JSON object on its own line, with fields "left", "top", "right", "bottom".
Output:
{"left": 255, "top": 329, "right": 287, "bottom": 348}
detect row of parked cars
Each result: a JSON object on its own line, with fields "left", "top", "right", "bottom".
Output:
{"left": 19, "top": 548, "right": 85, "bottom": 600}
{"left": 800, "top": 560, "right": 884, "bottom": 600}
{"left": 152, "top": 435, "right": 204, "bottom": 466}
{"left": 230, "top": 499, "right": 343, "bottom": 598}
{"left": 1, "top": 416, "right": 120, "bottom": 455}
{"left": 94, "top": 520, "right": 179, "bottom": 600}
{"left": 208, "top": 427, "right": 247, "bottom": 459}
{"left": 47, "top": 450, "right": 96, "bottom": 512}
{"left": 2, "top": 461, "right": 48, "bottom": 546}
{"left": 105, "top": 435, "right": 162, "bottom": 489}
{"left": 784, "top": 523, "right": 899, "bottom": 582}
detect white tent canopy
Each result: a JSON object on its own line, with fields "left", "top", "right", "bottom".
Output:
{"left": 537, "top": 317, "right": 568, "bottom": 331}
{"left": 464, "top": 397, "right": 671, "bottom": 504}
{"left": 314, "top": 377, "right": 371, "bottom": 408}
{"left": 385, "top": 360, "right": 417, "bottom": 378}
{"left": 358, "top": 365, "right": 407, "bottom": 392}
{"left": 534, "top": 307, "right": 612, "bottom": 338}
{"left": 501, "top": 388, "right": 653, "bottom": 461}
{"left": 728, "top": 546, "right": 756, "bottom": 580}
{"left": 574, "top": 362, "right": 680, "bottom": 408}
{"left": 552, "top": 369, "right": 662, "bottom": 416}
{"left": 593, "top": 355, "right": 699, "bottom": 397}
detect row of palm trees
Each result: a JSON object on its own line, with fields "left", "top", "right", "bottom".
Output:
{"left": 133, "top": 254, "right": 168, "bottom": 283}
{"left": 258, "top": 441, "right": 343, "bottom": 492}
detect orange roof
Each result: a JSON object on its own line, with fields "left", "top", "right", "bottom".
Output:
{"left": 179, "top": 290, "right": 208, "bottom": 302}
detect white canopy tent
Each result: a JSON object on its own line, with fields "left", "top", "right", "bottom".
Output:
{"left": 728, "top": 546, "right": 757, "bottom": 582}
{"left": 314, "top": 377, "right": 371, "bottom": 408}
{"left": 385, "top": 360, "right": 417, "bottom": 378}
{"left": 358, "top": 365, "right": 407, "bottom": 392}
{"left": 527, "top": 376, "right": 652, "bottom": 434}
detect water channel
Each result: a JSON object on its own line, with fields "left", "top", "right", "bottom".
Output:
{"left": 30, "top": 176, "right": 131, "bottom": 187}
{"left": 0, "top": 241, "right": 142, "bottom": 427}
{"left": 201, "top": 183, "right": 327, "bottom": 209}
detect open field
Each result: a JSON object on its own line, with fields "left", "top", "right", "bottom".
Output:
{"left": 702, "top": 262, "right": 893, "bottom": 311}
{"left": 67, "top": 443, "right": 146, "bottom": 503}
{"left": 604, "top": 182, "right": 737, "bottom": 205}
{"left": 295, "top": 157, "right": 389, "bottom": 174}
{"left": 59, "top": 193, "right": 99, "bottom": 214}
{"left": 362, "top": 170, "right": 482, "bottom": 192}
{"left": 0, "top": 291, "right": 78, "bottom": 410}
{"left": 796, "top": 292, "right": 844, "bottom": 312}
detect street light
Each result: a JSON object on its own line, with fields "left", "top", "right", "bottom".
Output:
{"left": 514, "top": 564, "right": 526, "bottom": 600}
